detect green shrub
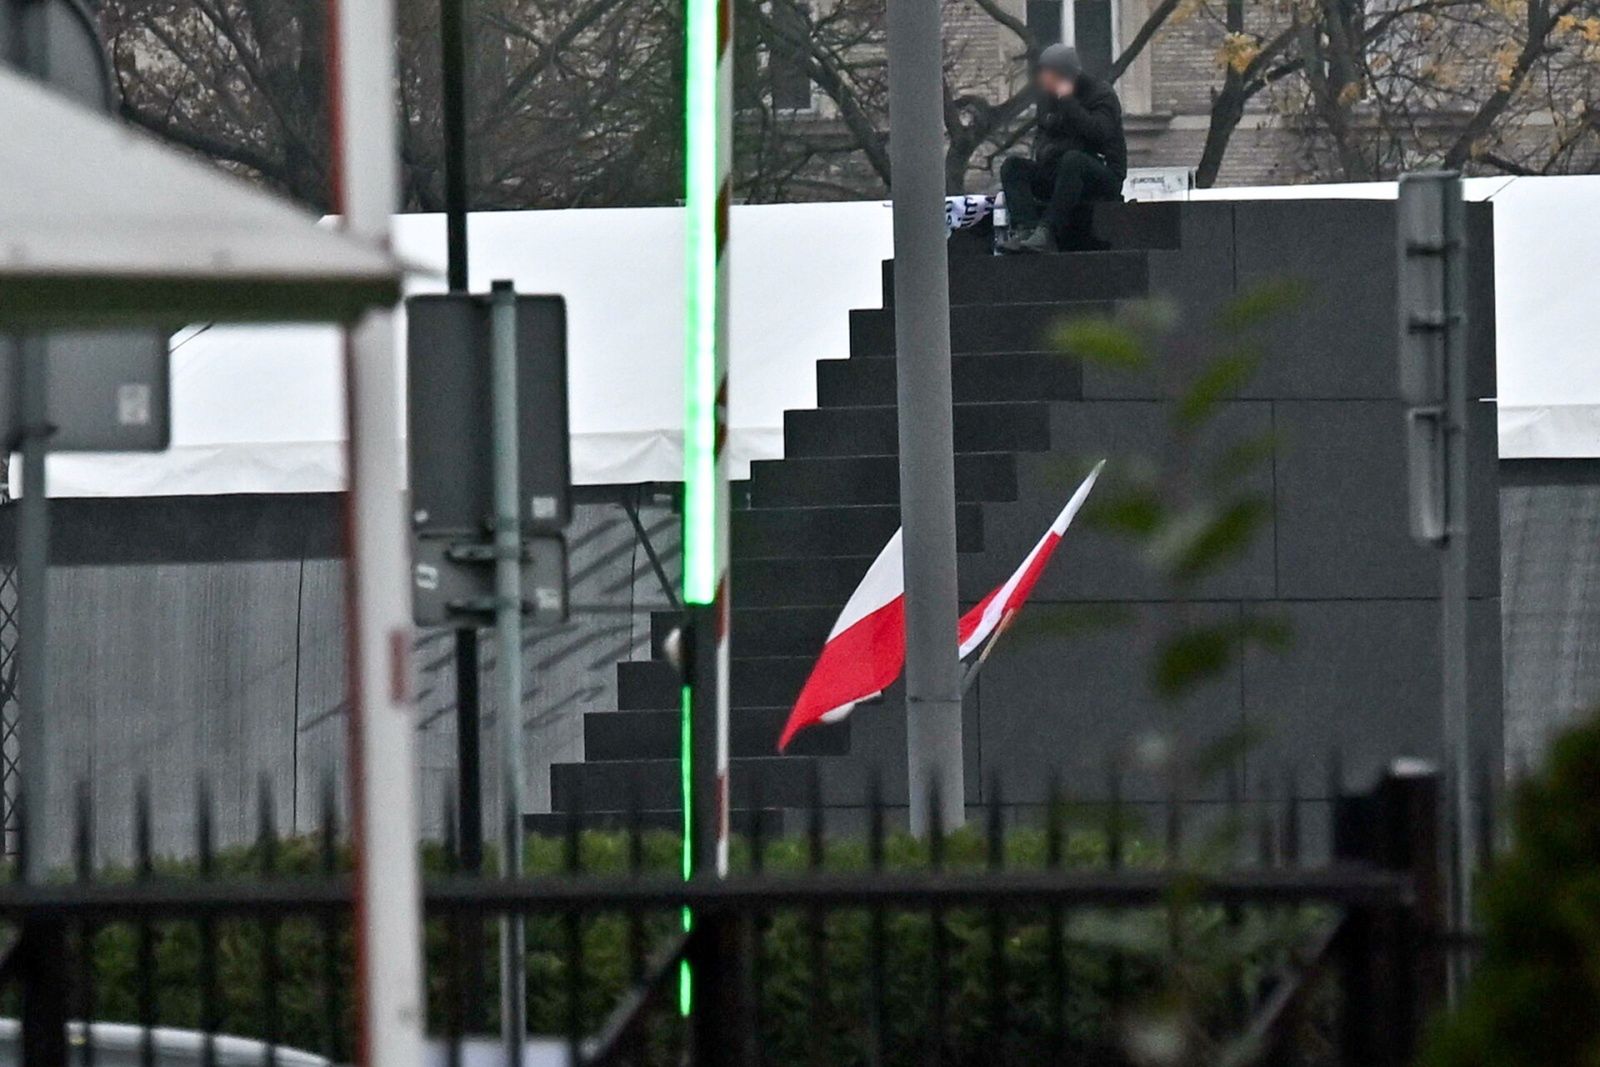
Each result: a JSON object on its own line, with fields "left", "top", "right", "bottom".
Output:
{"left": 1422, "top": 714, "right": 1600, "bottom": 1067}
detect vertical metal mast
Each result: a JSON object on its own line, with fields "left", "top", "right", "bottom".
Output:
{"left": 682, "top": 0, "right": 733, "bottom": 885}
{"left": 14, "top": 337, "right": 48, "bottom": 878}
{"left": 1397, "top": 171, "right": 1473, "bottom": 995}
{"left": 439, "top": 0, "right": 485, "bottom": 882}
{"left": 489, "top": 281, "right": 527, "bottom": 1066}
{"left": 886, "top": 0, "right": 964, "bottom": 833}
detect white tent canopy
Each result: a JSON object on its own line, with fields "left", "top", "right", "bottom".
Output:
{"left": 41, "top": 202, "right": 895, "bottom": 494}
{"left": 34, "top": 177, "right": 1600, "bottom": 497}
{"left": 0, "top": 66, "right": 400, "bottom": 326}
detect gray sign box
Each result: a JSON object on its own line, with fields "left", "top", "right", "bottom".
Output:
{"left": 1, "top": 331, "right": 170, "bottom": 452}
{"left": 411, "top": 535, "right": 568, "bottom": 628}
{"left": 407, "top": 293, "right": 571, "bottom": 536}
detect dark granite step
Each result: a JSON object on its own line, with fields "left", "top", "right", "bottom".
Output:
{"left": 783, "top": 402, "right": 1052, "bottom": 458}
{"left": 850, "top": 300, "right": 1117, "bottom": 356}
{"left": 732, "top": 556, "right": 876, "bottom": 607}
{"left": 1070, "top": 200, "right": 1184, "bottom": 250}
{"left": 749, "top": 452, "right": 1017, "bottom": 507}
{"left": 618, "top": 656, "right": 814, "bottom": 711}
{"left": 817, "top": 352, "right": 1081, "bottom": 407}
{"left": 552, "top": 756, "right": 819, "bottom": 812}
{"left": 883, "top": 249, "right": 1150, "bottom": 307}
{"left": 585, "top": 707, "right": 848, "bottom": 761}
{"left": 733, "top": 502, "right": 983, "bottom": 560}
{"left": 651, "top": 605, "right": 837, "bottom": 659}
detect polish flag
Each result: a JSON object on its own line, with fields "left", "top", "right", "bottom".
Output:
{"left": 956, "top": 460, "right": 1104, "bottom": 657}
{"left": 776, "top": 529, "right": 906, "bottom": 751}
{"left": 777, "top": 462, "right": 1103, "bottom": 751}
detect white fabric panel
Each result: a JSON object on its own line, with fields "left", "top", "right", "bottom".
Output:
{"left": 31, "top": 179, "right": 1600, "bottom": 497}
{"left": 39, "top": 202, "right": 894, "bottom": 496}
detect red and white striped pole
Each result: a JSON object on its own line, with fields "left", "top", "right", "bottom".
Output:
{"left": 683, "top": 0, "right": 733, "bottom": 884}
{"left": 327, "top": 0, "right": 425, "bottom": 1064}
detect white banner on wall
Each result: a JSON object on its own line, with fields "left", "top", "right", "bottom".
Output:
{"left": 26, "top": 176, "right": 1600, "bottom": 497}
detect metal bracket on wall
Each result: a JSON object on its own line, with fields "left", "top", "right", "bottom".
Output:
{"left": 622, "top": 486, "right": 681, "bottom": 612}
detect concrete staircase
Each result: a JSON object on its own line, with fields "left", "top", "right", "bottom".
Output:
{"left": 541, "top": 202, "right": 1191, "bottom": 830}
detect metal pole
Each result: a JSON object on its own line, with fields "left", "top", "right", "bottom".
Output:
{"left": 455, "top": 631, "right": 483, "bottom": 870}
{"left": 12, "top": 0, "right": 56, "bottom": 887}
{"left": 489, "top": 280, "right": 526, "bottom": 1067}
{"left": 327, "top": 0, "right": 426, "bottom": 1064}
{"left": 440, "top": 0, "right": 470, "bottom": 295}
{"left": 14, "top": 336, "right": 48, "bottom": 880}
{"left": 438, "top": 0, "right": 483, "bottom": 877}
{"left": 886, "top": 0, "right": 964, "bottom": 834}
{"left": 1438, "top": 178, "right": 1473, "bottom": 994}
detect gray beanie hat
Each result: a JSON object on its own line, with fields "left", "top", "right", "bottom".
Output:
{"left": 1038, "top": 43, "right": 1081, "bottom": 80}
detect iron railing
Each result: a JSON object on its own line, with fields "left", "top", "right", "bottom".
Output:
{"left": 0, "top": 759, "right": 1473, "bottom": 1067}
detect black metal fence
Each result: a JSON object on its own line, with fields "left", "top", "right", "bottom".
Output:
{"left": 0, "top": 760, "right": 1474, "bottom": 1067}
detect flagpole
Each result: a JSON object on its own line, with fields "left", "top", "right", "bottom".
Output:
{"left": 961, "top": 611, "right": 1016, "bottom": 696}
{"left": 887, "top": 0, "right": 964, "bottom": 837}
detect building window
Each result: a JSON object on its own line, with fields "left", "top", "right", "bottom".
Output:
{"left": 1026, "top": 0, "right": 1116, "bottom": 79}
{"left": 736, "top": 2, "right": 817, "bottom": 113}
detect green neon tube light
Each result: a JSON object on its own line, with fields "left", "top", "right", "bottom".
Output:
{"left": 681, "top": 0, "right": 721, "bottom": 1017}
{"left": 682, "top": 0, "right": 721, "bottom": 609}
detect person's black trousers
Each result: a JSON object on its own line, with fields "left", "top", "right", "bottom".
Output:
{"left": 1000, "top": 151, "right": 1123, "bottom": 240}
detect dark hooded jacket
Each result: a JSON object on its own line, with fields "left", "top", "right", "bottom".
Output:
{"left": 1034, "top": 74, "right": 1128, "bottom": 178}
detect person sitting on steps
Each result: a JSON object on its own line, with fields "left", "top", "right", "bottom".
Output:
{"left": 997, "top": 44, "right": 1128, "bottom": 255}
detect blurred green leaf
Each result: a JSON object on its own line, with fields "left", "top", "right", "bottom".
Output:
{"left": 1055, "top": 317, "right": 1148, "bottom": 368}
{"left": 1121, "top": 297, "right": 1180, "bottom": 337}
{"left": 1175, "top": 348, "right": 1262, "bottom": 431}
{"left": 1154, "top": 614, "right": 1291, "bottom": 698}
{"left": 1013, "top": 601, "right": 1137, "bottom": 639}
{"left": 1150, "top": 495, "right": 1272, "bottom": 586}
{"left": 1087, "top": 484, "right": 1167, "bottom": 538}
{"left": 1207, "top": 432, "right": 1278, "bottom": 489}
{"left": 1155, "top": 628, "right": 1234, "bottom": 697}
{"left": 1211, "top": 278, "right": 1308, "bottom": 336}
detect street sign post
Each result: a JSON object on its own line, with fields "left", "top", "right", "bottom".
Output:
{"left": 406, "top": 290, "right": 572, "bottom": 631}
{"left": 1397, "top": 171, "right": 1472, "bottom": 996}
{"left": 0, "top": 331, "right": 169, "bottom": 453}
{"left": 405, "top": 284, "right": 572, "bottom": 1066}
{"left": 408, "top": 293, "right": 571, "bottom": 539}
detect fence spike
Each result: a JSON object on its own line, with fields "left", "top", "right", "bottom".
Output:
{"left": 134, "top": 778, "right": 154, "bottom": 1067}
{"left": 1283, "top": 765, "right": 1302, "bottom": 868}
{"left": 867, "top": 765, "right": 886, "bottom": 1067}
{"left": 444, "top": 778, "right": 460, "bottom": 874}
{"left": 807, "top": 762, "right": 827, "bottom": 1067}
{"left": 1166, "top": 780, "right": 1183, "bottom": 868}
{"left": 73, "top": 779, "right": 91, "bottom": 883}
{"left": 807, "top": 759, "right": 824, "bottom": 871}
{"left": 987, "top": 771, "right": 1004, "bottom": 872}
{"left": 1047, "top": 766, "right": 1068, "bottom": 1062}
{"left": 134, "top": 777, "right": 152, "bottom": 880}
{"left": 750, "top": 769, "right": 766, "bottom": 876}
{"left": 1107, "top": 757, "right": 1124, "bottom": 871}
{"left": 986, "top": 772, "right": 1008, "bottom": 1060}
{"left": 927, "top": 773, "right": 946, "bottom": 1067}
{"left": 257, "top": 772, "right": 278, "bottom": 877}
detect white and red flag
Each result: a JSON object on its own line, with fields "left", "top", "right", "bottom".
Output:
{"left": 777, "top": 461, "right": 1104, "bottom": 750}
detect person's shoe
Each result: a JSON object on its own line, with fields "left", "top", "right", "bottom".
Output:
{"left": 996, "top": 227, "right": 1032, "bottom": 254}
{"left": 1017, "top": 226, "right": 1059, "bottom": 254}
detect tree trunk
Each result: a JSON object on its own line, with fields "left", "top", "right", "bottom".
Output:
{"left": 1196, "top": 81, "right": 1246, "bottom": 188}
